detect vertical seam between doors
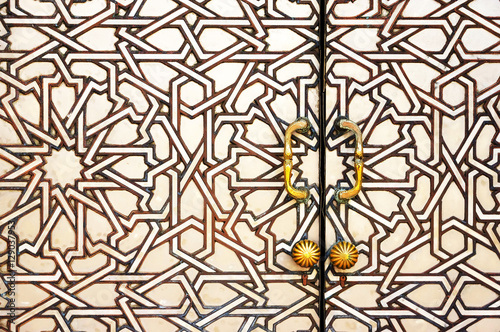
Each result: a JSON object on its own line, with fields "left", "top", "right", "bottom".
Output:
{"left": 319, "top": 0, "right": 327, "bottom": 331}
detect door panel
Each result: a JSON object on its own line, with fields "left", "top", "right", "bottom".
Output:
{"left": 0, "top": 1, "right": 321, "bottom": 331}
{"left": 1, "top": 0, "right": 500, "bottom": 331}
{"left": 325, "top": 1, "right": 500, "bottom": 331}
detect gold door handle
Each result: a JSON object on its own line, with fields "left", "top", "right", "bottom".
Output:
{"left": 284, "top": 117, "right": 310, "bottom": 201}
{"left": 335, "top": 117, "right": 363, "bottom": 203}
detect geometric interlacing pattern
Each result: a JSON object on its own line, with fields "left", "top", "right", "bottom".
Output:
{"left": 0, "top": 0, "right": 321, "bottom": 331}
{"left": 1, "top": 0, "right": 499, "bottom": 331}
{"left": 325, "top": 0, "right": 500, "bottom": 331}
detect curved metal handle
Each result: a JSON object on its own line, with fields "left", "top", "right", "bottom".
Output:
{"left": 284, "top": 117, "right": 310, "bottom": 201}
{"left": 335, "top": 117, "right": 363, "bottom": 203}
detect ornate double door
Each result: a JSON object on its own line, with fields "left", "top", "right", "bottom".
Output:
{"left": 1, "top": 0, "right": 500, "bottom": 331}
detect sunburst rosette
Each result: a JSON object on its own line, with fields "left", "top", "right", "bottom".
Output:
{"left": 292, "top": 240, "right": 320, "bottom": 268}
{"left": 330, "top": 241, "right": 358, "bottom": 270}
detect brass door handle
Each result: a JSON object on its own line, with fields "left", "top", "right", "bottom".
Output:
{"left": 284, "top": 117, "right": 310, "bottom": 201}
{"left": 335, "top": 117, "right": 363, "bottom": 203}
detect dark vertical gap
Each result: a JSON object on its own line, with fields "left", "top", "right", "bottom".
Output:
{"left": 318, "top": 0, "right": 327, "bottom": 331}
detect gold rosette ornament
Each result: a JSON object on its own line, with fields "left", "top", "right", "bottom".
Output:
{"left": 292, "top": 240, "right": 320, "bottom": 268}
{"left": 330, "top": 241, "right": 358, "bottom": 270}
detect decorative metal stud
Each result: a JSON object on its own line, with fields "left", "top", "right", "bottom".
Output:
{"left": 292, "top": 240, "right": 320, "bottom": 268}
{"left": 330, "top": 241, "right": 358, "bottom": 270}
